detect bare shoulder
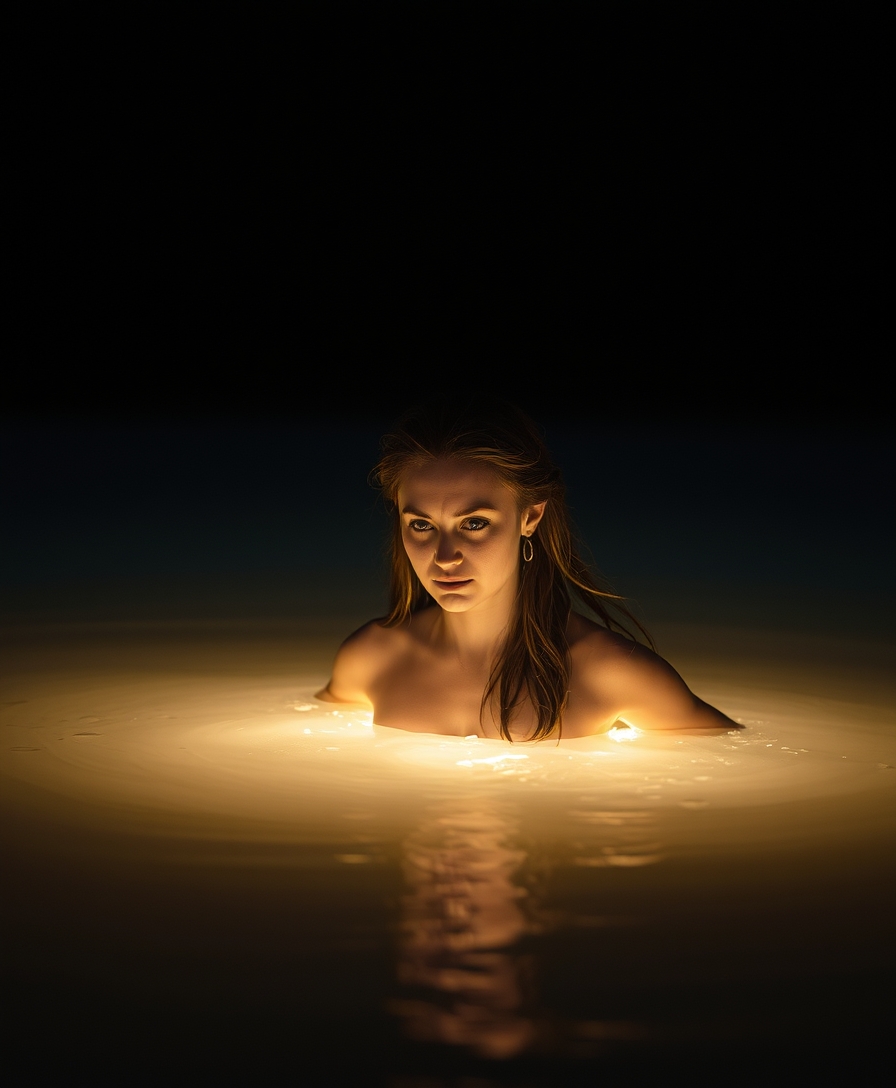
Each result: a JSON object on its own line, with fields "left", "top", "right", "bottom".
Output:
{"left": 315, "top": 617, "right": 403, "bottom": 706}
{"left": 567, "top": 611, "right": 639, "bottom": 660}
{"left": 566, "top": 612, "right": 650, "bottom": 678}
{"left": 567, "top": 612, "right": 741, "bottom": 733}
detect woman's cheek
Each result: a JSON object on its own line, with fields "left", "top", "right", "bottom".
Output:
{"left": 403, "top": 536, "right": 429, "bottom": 564}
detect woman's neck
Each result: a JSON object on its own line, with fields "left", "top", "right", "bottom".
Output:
{"left": 426, "top": 603, "right": 513, "bottom": 665}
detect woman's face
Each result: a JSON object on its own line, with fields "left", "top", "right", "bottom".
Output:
{"left": 397, "top": 458, "right": 545, "bottom": 617}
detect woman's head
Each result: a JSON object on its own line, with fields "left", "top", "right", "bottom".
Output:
{"left": 390, "top": 455, "right": 547, "bottom": 621}
{"left": 371, "top": 398, "right": 563, "bottom": 617}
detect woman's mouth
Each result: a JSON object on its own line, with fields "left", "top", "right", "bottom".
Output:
{"left": 433, "top": 578, "right": 473, "bottom": 590}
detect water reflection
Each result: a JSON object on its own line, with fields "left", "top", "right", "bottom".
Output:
{"left": 389, "top": 793, "right": 665, "bottom": 1062}
{"left": 390, "top": 797, "right": 535, "bottom": 1059}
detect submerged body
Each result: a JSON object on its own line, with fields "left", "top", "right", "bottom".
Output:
{"left": 317, "top": 454, "right": 738, "bottom": 740}
{"left": 317, "top": 606, "right": 737, "bottom": 739}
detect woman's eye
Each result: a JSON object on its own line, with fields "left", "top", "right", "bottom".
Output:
{"left": 408, "top": 520, "right": 432, "bottom": 532}
{"left": 462, "top": 517, "right": 490, "bottom": 531}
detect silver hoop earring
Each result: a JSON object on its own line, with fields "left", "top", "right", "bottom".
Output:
{"left": 522, "top": 536, "right": 534, "bottom": 563}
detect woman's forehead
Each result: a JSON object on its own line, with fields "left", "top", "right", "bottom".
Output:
{"left": 397, "top": 458, "right": 515, "bottom": 509}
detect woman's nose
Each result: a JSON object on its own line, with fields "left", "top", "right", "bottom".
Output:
{"left": 434, "top": 533, "right": 462, "bottom": 567}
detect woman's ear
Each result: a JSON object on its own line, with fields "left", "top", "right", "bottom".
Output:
{"left": 521, "top": 500, "right": 547, "bottom": 535}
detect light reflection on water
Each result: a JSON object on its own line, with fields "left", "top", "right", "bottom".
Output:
{"left": 2, "top": 621, "right": 894, "bottom": 1082}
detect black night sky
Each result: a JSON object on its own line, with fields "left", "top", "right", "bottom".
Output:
{"left": 4, "top": 12, "right": 893, "bottom": 641}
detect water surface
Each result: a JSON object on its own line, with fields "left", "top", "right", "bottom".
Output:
{"left": 2, "top": 617, "right": 893, "bottom": 1084}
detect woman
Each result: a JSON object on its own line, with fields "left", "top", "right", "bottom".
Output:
{"left": 316, "top": 398, "right": 740, "bottom": 741}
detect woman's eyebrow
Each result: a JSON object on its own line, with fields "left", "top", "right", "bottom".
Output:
{"left": 400, "top": 502, "right": 499, "bottom": 518}
{"left": 455, "top": 503, "right": 499, "bottom": 517}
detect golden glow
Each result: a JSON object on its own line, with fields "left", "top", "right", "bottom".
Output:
{"left": 608, "top": 721, "right": 641, "bottom": 742}
{"left": 2, "top": 627, "right": 893, "bottom": 858}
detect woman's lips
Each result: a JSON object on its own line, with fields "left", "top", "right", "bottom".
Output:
{"left": 433, "top": 578, "right": 473, "bottom": 589}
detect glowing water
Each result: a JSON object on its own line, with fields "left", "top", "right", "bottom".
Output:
{"left": 2, "top": 620, "right": 894, "bottom": 1082}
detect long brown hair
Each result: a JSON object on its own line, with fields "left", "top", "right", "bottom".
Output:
{"left": 370, "top": 398, "right": 654, "bottom": 741}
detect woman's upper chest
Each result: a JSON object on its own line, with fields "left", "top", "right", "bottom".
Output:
{"left": 371, "top": 635, "right": 556, "bottom": 737}
{"left": 369, "top": 641, "right": 496, "bottom": 735}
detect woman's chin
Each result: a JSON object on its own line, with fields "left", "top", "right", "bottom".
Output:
{"left": 436, "top": 595, "right": 474, "bottom": 612}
